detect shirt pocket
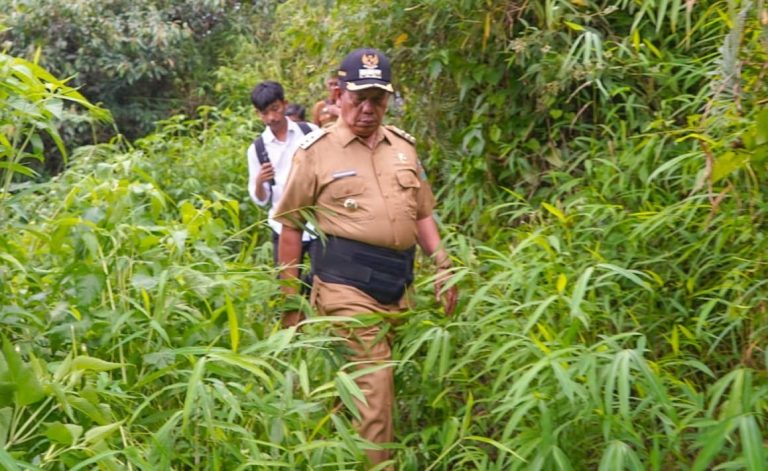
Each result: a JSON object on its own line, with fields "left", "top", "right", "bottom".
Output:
{"left": 327, "top": 176, "right": 373, "bottom": 221}
{"left": 395, "top": 169, "right": 421, "bottom": 219}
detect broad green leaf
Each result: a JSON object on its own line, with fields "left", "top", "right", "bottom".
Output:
{"left": 71, "top": 356, "right": 123, "bottom": 372}
{"left": 69, "top": 396, "right": 110, "bottom": 425}
{"left": 44, "top": 422, "right": 83, "bottom": 445}
{"left": 2, "top": 337, "right": 44, "bottom": 406}
{"left": 711, "top": 151, "right": 749, "bottom": 183}
{"left": 83, "top": 422, "right": 122, "bottom": 445}
{"left": 0, "top": 161, "right": 38, "bottom": 177}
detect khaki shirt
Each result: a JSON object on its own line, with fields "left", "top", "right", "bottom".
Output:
{"left": 274, "top": 120, "right": 435, "bottom": 251}
{"left": 312, "top": 99, "right": 338, "bottom": 128}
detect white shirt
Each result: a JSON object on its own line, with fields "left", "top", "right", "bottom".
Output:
{"left": 247, "top": 118, "right": 318, "bottom": 240}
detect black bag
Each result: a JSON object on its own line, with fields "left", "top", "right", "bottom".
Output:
{"left": 311, "top": 236, "right": 415, "bottom": 305}
{"left": 253, "top": 121, "right": 313, "bottom": 187}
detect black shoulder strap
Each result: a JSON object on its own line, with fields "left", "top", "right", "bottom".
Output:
{"left": 253, "top": 137, "right": 269, "bottom": 166}
{"left": 297, "top": 122, "right": 312, "bottom": 135}
{"left": 252, "top": 136, "right": 275, "bottom": 191}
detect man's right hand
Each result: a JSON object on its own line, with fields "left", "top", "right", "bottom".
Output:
{"left": 278, "top": 227, "right": 305, "bottom": 328}
{"left": 254, "top": 163, "right": 275, "bottom": 201}
{"left": 256, "top": 162, "right": 275, "bottom": 186}
{"left": 326, "top": 103, "right": 340, "bottom": 117}
{"left": 281, "top": 310, "right": 304, "bottom": 328}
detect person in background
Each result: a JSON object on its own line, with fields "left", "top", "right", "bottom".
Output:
{"left": 246, "top": 81, "right": 318, "bottom": 268}
{"left": 285, "top": 103, "right": 306, "bottom": 122}
{"left": 275, "top": 48, "right": 458, "bottom": 468}
{"left": 311, "top": 72, "right": 341, "bottom": 128}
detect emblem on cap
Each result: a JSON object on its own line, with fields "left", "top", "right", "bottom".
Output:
{"left": 344, "top": 198, "right": 359, "bottom": 210}
{"left": 338, "top": 47, "right": 394, "bottom": 93}
{"left": 397, "top": 152, "right": 407, "bottom": 162}
{"left": 362, "top": 53, "right": 379, "bottom": 69}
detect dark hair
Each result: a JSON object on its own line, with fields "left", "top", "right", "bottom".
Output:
{"left": 285, "top": 103, "right": 306, "bottom": 121}
{"left": 250, "top": 81, "right": 284, "bottom": 111}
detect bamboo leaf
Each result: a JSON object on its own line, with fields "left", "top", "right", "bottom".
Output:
{"left": 298, "top": 360, "right": 310, "bottom": 397}
{"left": 0, "top": 407, "right": 11, "bottom": 447}
{"left": 564, "top": 21, "right": 585, "bottom": 31}
{"left": 335, "top": 371, "right": 364, "bottom": 422}
{"left": 556, "top": 273, "right": 567, "bottom": 294}
{"left": 599, "top": 440, "right": 644, "bottom": 471}
{"left": 692, "top": 418, "right": 735, "bottom": 471}
{"left": 541, "top": 202, "right": 567, "bottom": 224}
{"left": 83, "top": 421, "right": 122, "bottom": 445}
{"left": 569, "top": 266, "right": 594, "bottom": 326}
{"left": 71, "top": 356, "right": 123, "bottom": 372}
{"left": 182, "top": 356, "right": 207, "bottom": 431}
{"left": 465, "top": 435, "right": 526, "bottom": 462}
{"left": 596, "top": 263, "right": 651, "bottom": 290}
{"left": 225, "top": 294, "right": 240, "bottom": 353}
{"left": 738, "top": 416, "right": 765, "bottom": 470}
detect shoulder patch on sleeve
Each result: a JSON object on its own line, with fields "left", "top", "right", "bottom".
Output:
{"left": 299, "top": 128, "right": 328, "bottom": 149}
{"left": 386, "top": 125, "right": 416, "bottom": 145}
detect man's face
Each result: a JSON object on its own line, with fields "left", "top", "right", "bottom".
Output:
{"left": 339, "top": 88, "right": 389, "bottom": 138}
{"left": 326, "top": 78, "right": 340, "bottom": 97}
{"left": 258, "top": 100, "right": 287, "bottom": 133}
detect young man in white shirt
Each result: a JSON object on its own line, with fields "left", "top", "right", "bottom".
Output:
{"left": 247, "top": 81, "right": 318, "bottom": 268}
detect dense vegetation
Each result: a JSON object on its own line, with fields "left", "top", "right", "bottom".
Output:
{"left": 2, "top": 0, "right": 768, "bottom": 469}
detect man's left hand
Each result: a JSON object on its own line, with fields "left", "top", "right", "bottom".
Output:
{"left": 435, "top": 267, "right": 458, "bottom": 316}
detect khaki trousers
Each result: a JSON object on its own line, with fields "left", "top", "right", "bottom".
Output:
{"left": 312, "top": 276, "right": 411, "bottom": 468}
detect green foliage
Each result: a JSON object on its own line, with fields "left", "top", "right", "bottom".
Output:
{"left": 0, "top": 52, "right": 110, "bottom": 204}
{"left": 0, "top": 99, "right": 377, "bottom": 468}
{"left": 1, "top": 0, "right": 276, "bottom": 139}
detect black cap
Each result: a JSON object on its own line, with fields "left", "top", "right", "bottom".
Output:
{"left": 337, "top": 48, "right": 394, "bottom": 93}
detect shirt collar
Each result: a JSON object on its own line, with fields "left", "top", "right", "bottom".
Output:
{"left": 335, "top": 119, "right": 390, "bottom": 148}
{"left": 262, "top": 118, "right": 296, "bottom": 144}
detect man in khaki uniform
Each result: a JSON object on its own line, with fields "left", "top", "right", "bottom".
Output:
{"left": 311, "top": 73, "right": 341, "bottom": 128}
{"left": 275, "top": 48, "right": 458, "bottom": 468}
